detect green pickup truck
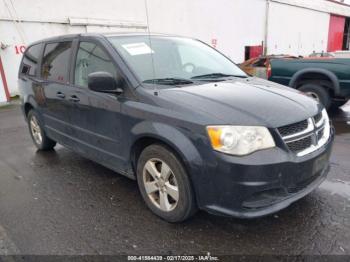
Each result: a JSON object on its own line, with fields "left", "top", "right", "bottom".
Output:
{"left": 269, "top": 58, "right": 350, "bottom": 109}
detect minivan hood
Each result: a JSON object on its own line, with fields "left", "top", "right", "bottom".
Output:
{"left": 158, "top": 77, "right": 321, "bottom": 128}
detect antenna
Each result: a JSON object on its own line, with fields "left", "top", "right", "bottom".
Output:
{"left": 144, "top": 0, "right": 158, "bottom": 96}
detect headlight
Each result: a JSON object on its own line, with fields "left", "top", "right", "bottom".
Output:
{"left": 206, "top": 126, "right": 275, "bottom": 156}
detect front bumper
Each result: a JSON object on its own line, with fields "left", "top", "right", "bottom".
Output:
{"left": 195, "top": 128, "right": 334, "bottom": 219}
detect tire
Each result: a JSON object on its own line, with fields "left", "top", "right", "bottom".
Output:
{"left": 331, "top": 99, "right": 348, "bottom": 109}
{"left": 27, "top": 110, "right": 56, "bottom": 150}
{"left": 136, "top": 144, "right": 197, "bottom": 222}
{"left": 299, "top": 84, "right": 331, "bottom": 109}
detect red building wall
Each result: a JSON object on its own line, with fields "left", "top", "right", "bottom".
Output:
{"left": 327, "top": 15, "right": 346, "bottom": 52}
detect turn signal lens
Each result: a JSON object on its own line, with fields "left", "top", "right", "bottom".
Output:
{"left": 207, "top": 127, "right": 222, "bottom": 149}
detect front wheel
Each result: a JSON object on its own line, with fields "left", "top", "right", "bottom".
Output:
{"left": 136, "top": 144, "right": 197, "bottom": 222}
{"left": 27, "top": 110, "right": 56, "bottom": 150}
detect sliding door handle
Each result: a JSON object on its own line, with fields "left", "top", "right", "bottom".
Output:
{"left": 56, "top": 92, "right": 65, "bottom": 99}
{"left": 69, "top": 95, "right": 80, "bottom": 102}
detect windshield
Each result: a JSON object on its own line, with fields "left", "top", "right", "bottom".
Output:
{"left": 108, "top": 35, "right": 247, "bottom": 83}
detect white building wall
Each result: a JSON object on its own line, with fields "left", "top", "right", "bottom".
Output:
{"left": 0, "top": 0, "right": 148, "bottom": 25}
{"left": 147, "top": 0, "right": 266, "bottom": 62}
{"left": 267, "top": 1, "right": 330, "bottom": 56}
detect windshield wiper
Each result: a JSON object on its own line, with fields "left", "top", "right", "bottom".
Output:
{"left": 143, "top": 78, "right": 193, "bottom": 85}
{"left": 191, "top": 73, "right": 247, "bottom": 79}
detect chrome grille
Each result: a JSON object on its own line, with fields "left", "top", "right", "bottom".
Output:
{"left": 278, "top": 110, "right": 331, "bottom": 157}
{"left": 287, "top": 136, "right": 312, "bottom": 153}
{"left": 278, "top": 120, "right": 308, "bottom": 137}
{"left": 317, "top": 128, "right": 324, "bottom": 141}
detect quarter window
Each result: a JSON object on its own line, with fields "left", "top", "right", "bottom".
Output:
{"left": 41, "top": 41, "right": 72, "bottom": 83}
{"left": 74, "top": 42, "right": 117, "bottom": 87}
{"left": 21, "top": 44, "right": 42, "bottom": 76}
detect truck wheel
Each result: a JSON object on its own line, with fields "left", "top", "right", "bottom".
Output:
{"left": 27, "top": 110, "right": 56, "bottom": 150}
{"left": 136, "top": 144, "right": 197, "bottom": 222}
{"left": 331, "top": 99, "right": 348, "bottom": 109}
{"left": 299, "top": 84, "right": 331, "bottom": 109}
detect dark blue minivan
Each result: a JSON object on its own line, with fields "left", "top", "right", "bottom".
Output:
{"left": 18, "top": 33, "right": 334, "bottom": 222}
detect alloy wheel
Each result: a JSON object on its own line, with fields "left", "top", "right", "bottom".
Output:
{"left": 30, "top": 115, "right": 42, "bottom": 145}
{"left": 142, "top": 158, "right": 179, "bottom": 212}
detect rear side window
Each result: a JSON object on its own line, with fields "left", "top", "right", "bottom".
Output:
{"left": 41, "top": 41, "right": 72, "bottom": 83}
{"left": 21, "top": 44, "right": 42, "bottom": 76}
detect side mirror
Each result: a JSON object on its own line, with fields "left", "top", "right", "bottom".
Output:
{"left": 88, "top": 72, "right": 123, "bottom": 94}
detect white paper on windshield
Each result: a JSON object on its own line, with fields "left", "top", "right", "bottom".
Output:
{"left": 122, "top": 42, "right": 154, "bottom": 56}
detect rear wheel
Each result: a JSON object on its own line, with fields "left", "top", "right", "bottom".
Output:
{"left": 331, "top": 99, "right": 348, "bottom": 109}
{"left": 27, "top": 110, "right": 56, "bottom": 150}
{"left": 299, "top": 84, "right": 331, "bottom": 109}
{"left": 136, "top": 144, "right": 197, "bottom": 222}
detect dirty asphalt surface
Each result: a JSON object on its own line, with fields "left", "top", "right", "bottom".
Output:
{"left": 0, "top": 103, "right": 349, "bottom": 256}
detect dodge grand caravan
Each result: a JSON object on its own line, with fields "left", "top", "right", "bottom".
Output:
{"left": 18, "top": 33, "right": 334, "bottom": 222}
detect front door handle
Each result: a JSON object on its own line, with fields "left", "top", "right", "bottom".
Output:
{"left": 69, "top": 95, "right": 80, "bottom": 103}
{"left": 56, "top": 92, "right": 65, "bottom": 99}
{"left": 36, "top": 79, "right": 48, "bottom": 84}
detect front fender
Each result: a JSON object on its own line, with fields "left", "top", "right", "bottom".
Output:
{"left": 129, "top": 121, "right": 207, "bottom": 206}
{"left": 130, "top": 121, "right": 204, "bottom": 173}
